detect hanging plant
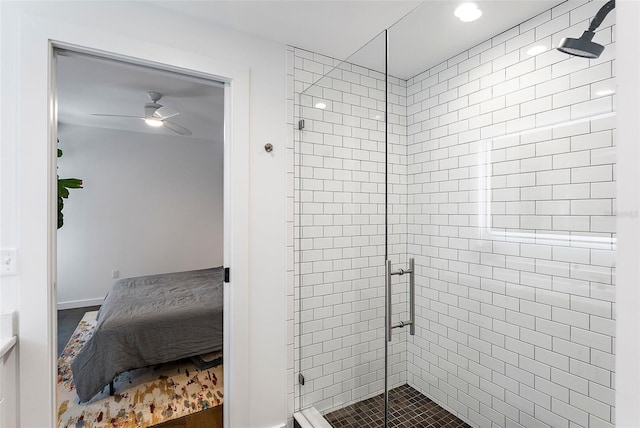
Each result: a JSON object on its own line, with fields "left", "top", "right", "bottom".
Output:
{"left": 57, "top": 142, "right": 83, "bottom": 229}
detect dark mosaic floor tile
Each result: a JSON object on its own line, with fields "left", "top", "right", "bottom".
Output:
{"left": 324, "top": 385, "right": 471, "bottom": 428}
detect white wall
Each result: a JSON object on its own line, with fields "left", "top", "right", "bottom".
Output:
{"left": 56, "top": 125, "right": 223, "bottom": 308}
{"left": 0, "top": 2, "right": 287, "bottom": 427}
{"left": 0, "top": 3, "right": 21, "bottom": 427}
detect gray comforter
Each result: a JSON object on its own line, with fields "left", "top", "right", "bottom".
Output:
{"left": 71, "top": 267, "right": 224, "bottom": 402}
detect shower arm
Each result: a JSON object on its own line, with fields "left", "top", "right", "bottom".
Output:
{"left": 588, "top": 0, "right": 615, "bottom": 32}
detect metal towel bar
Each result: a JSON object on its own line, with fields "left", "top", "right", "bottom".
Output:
{"left": 386, "top": 257, "right": 415, "bottom": 342}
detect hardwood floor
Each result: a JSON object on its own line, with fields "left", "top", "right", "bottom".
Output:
{"left": 153, "top": 406, "right": 223, "bottom": 428}
{"left": 57, "top": 305, "right": 101, "bottom": 356}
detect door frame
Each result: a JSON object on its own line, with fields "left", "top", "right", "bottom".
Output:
{"left": 16, "top": 14, "right": 251, "bottom": 428}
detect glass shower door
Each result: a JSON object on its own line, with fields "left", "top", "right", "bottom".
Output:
{"left": 294, "top": 30, "right": 397, "bottom": 426}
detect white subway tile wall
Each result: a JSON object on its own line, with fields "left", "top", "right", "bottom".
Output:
{"left": 406, "top": 1, "right": 615, "bottom": 427}
{"left": 289, "top": 1, "right": 615, "bottom": 427}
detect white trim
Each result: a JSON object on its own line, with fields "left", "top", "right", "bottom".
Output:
{"left": 222, "top": 81, "right": 232, "bottom": 428}
{"left": 56, "top": 298, "right": 105, "bottom": 311}
{"left": 17, "top": 13, "right": 251, "bottom": 428}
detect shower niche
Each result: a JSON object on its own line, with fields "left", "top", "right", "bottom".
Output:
{"left": 293, "top": 1, "right": 616, "bottom": 427}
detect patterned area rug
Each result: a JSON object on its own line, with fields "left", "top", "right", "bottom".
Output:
{"left": 57, "top": 311, "right": 223, "bottom": 428}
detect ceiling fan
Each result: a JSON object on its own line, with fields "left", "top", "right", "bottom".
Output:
{"left": 91, "top": 91, "right": 192, "bottom": 136}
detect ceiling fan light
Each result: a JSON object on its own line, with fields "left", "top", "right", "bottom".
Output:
{"left": 145, "top": 118, "right": 164, "bottom": 127}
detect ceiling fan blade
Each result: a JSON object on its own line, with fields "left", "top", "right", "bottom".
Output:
{"left": 163, "top": 120, "right": 192, "bottom": 136}
{"left": 153, "top": 106, "right": 179, "bottom": 120}
{"left": 90, "top": 113, "right": 144, "bottom": 119}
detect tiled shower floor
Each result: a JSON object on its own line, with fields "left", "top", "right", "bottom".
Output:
{"left": 324, "top": 385, "right": 471, "bottom": 428}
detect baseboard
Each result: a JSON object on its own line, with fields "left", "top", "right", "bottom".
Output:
{"left": 57, "top": 297, "right": 104, "bottom": 310}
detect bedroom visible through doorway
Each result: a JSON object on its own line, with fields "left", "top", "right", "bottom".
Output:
{"left": 54, "top": 49, "right": 226, "bottom": 428}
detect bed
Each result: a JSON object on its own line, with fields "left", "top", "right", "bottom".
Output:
{"left": 71, "top": 267, "right": 224, "bottom": 402}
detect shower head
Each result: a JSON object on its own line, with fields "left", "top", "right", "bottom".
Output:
{"left": 557, "top": 0, "right": 615, "bottom": 59}
{"left": 557, "top": 31, "right": 604, "bottom": 59}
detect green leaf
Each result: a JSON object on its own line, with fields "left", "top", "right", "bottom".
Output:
{"left": 58, "top": 197, "right": 64, "bottom": 229}
{"left": 58, "top": 186, "right": 69, "bottom": 199}
{"left": 58, "top": 178, "right": 83, "bottom": 189}
{"left": 57, "top": 140, "right": 82, "bottom": 229}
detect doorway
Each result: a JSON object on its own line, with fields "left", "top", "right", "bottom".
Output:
{"left": 53, "top": 48, "right": 227, "bottom": 427}
{"left": 11, "top": 8, "right": 255, "bottom": 427}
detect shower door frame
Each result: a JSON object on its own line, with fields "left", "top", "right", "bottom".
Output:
{"left": 383, "top": 27, "right": 390, "bottom": 428}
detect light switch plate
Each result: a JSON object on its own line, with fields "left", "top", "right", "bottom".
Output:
{"left": 0, "top": 249, "right": 17, "bottom": 276}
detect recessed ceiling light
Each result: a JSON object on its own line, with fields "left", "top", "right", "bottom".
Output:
{"left": 145, "top": 118, "right": 164, "bottom": 127}
{"left": 315, "top": 102, "right": 327, "bottom": 109}
{"left": 596, "top": 89, "right": 615, "bottom": 96}
{"left": 527, "top": 45, "right": 548, "bottom": 56}
{"left": 455, "top": 2, "right": 482, "bottom": 22}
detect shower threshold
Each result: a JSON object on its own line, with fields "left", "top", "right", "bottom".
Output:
{"left": 293, "top": 406, "right": 333, "bottom": 428}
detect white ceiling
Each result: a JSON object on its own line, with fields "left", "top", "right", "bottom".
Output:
{"left": 386, "top": 0, "right": 564, "bottom": 78}
{"left": 56, "top": 51, "right": 225, "bottom": 141}
{"left": 159, "top": 0, "right": 565, "bottom": 79}
{"left": 158, "top": 1, "right": 420, "bottom": 70}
